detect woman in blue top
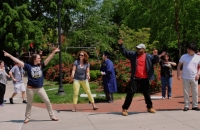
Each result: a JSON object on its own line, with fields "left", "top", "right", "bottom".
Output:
{"left": 3, "top": 48, "right": 59, "bottom": 123}
{"left": 71, "top": 51, "right": 98, "bottom": 112}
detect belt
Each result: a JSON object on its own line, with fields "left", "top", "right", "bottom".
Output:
{"left": 27, "top": 86, "right": 37, "bottom": 89}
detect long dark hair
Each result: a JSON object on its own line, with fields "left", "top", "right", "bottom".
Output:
{"left": 161, "top": 53, "right": 172, "bottom": 61}
{"left": 0, "top": 60, "right": 4, "bottom": 64}
{"left": 30, "top": 54, "right": 41, "bottom": 65}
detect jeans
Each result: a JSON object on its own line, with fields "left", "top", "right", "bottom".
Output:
{"left": 161, "top": 76, "right": 172, "bottom": 98}
{"left": 122, "top": 78, "right": 152, "bottom": 110}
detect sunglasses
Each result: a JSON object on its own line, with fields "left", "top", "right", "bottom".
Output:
{"left": 79, "top": 54, "right": 84, "bottom": 57}
{"left": 136, "top": 48, "right": 141, "bottom": 50}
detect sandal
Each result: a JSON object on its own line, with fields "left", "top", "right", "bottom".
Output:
{"left": 24, "top": 119, "right": 29, "bottom": 124}
{"left": 71, "top": 108, "right": 77, "bottom": 112}
{"left": 52, "top": 118, "right": 59, "bottom": 121}
{"left": 93, "top": 106, "right": 98, "bottom": 110}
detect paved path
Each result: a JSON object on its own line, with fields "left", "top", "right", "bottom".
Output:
{"left": 34, "top": 71, "right": 195, "bottom": 112}
{"left": 1, "top": 71, "right": 200, "bottom": 130}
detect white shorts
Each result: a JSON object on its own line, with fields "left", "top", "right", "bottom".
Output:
{"left": 14, "top": 83, "right": 26, "bottom": 93}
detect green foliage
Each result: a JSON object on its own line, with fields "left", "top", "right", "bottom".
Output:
{"left": 67, "top": 0, "right": 119, "bottom": 56}
{"left": 44, "top": 52, "right": 75, "bottom": 71}
{"left": 115, "top": 59, "right": 131, "bottom": 92}
{"left": 0, "top": 3, "right": 43, "bottom": 52}
{"left": 33, "top": 81, "right": 137, "bottom": 104}
{"left": 90, "top": 60, "right": 101, "bottom": 70}
{"left": 115, "top": 59, "right": 161, "bottom": 93}
{"left": 90, "top": 70, "right": 101, "bottom": 81}
{"left": 119, "top": 25, "right": 151, "bottom": 51}
{"left": 149, "top": 63, "right": 162, "bottom": 94}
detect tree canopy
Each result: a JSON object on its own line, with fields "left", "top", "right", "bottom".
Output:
{"left": 1, "top": 0, "right": 200, "bottom": 61}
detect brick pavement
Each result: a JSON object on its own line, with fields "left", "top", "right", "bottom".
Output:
{"left": 33, "top": 71, "right": 200, "bottom": 113}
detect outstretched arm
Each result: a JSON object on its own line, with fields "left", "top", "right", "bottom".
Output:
{"left": 3, "top": 50, "right": 24, "bottom": 68}
{"left": 118, "top": 39, "right": 134, "bottom": 59}
{"left": 44, "top": 47, "right": 60, "bottom": 66}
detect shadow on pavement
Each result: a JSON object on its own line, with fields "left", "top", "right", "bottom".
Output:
{"left": 156, "top": 108, "right": 182, "bottom": 111}
{"left": 0, "top": 120, "right": 24, "bottom": 123}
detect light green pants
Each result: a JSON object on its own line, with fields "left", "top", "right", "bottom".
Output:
{"left": 73, "top": 80, "right": 94, "bottom": 104}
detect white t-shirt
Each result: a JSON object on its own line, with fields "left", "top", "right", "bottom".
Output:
{"left": 179, "top": 54, "right": 200, "bottom": 80}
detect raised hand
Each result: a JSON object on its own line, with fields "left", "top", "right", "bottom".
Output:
{"left": 53, "top": 47, "right": 60, "bottom": 53}
{"left": 118, "top": 39, "right": 123, "bottom": 44}
{"left": 3, "top": 50, "right": 11, "bottom": 57}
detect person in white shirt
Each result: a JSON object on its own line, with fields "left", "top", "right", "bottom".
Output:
{"left": 177, "top": 42, "right": 200, "bottom": 111}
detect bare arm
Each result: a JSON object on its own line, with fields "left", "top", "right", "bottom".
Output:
{"left": 177, "top": 62, "right": 182, "bottom": 80}
{"left": 3, "top": 50, "right": 24, "bottom": 67}
{"left": 169, "top": 62, "right": 177, "bottom": 66}
{"left": 71, "top": 65, "right": 76, "bottom": 78}
{"left": 86, "top": 67, "right": 90, "bottom": 80}
{"left": 44, "top": 47, "right": 60, "bottom": 66}
{"left": 9, "top": 71, "right": 17, "bottom": 81}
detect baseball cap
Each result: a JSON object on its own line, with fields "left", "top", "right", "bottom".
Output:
{"left": 136, "top": 43, "right": 146, "bottom": 49}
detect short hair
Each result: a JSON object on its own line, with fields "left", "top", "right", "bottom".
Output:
{"left": 103, "top": 51, "right": 110, "bottom": 58}
{"left": 187, "top": 42, "right": 198, "bottom": 52}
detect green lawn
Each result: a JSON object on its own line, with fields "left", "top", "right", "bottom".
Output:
{"left": 33, "top": 80, "right": 141, "bottom": 104}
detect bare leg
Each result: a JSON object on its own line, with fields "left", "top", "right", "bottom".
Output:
{"left": 11, "top": 93, "right": 17, "bottom": 98}
{"left": 22, "top": 91, "right": 26, "bottom": 100}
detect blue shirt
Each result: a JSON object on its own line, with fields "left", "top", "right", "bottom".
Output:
{"left": 24, "top": 63, "right": 45, "bottom": 88}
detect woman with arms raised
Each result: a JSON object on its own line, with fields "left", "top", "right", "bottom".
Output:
{"left": 3, "top": 48, "right": 59, "bottom": 124}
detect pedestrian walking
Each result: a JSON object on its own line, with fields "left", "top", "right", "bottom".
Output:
{"left": 177, "top": 42, "right": 200, "bottom": 111}
{"left": 9, "top": 62, "right": 27, "bottom": 104}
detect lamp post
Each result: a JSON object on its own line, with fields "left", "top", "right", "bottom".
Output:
{"left": 57, "top": 0, "right": 65, "bottom": 95}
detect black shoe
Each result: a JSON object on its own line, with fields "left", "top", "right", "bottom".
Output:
{"left": 23, "top": 100, "right": 27, "bottom": 104}
{"left": 183, "top": 107, "right": 189, "bottom": 111}
{"left": 9, "top": 98, "right": 14, "bottom": 104}
{"left": 192, "top": 107, "right": 200, "bottom": 111}
{"left": 3, "top": 100, "right": 6, "bottom": 102}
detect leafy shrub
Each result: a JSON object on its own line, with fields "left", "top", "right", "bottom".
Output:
{"left": 44, "top": 52, "right": 74, "bottom": 72}
{"left": 115, "top": 59, "right": 161, "bottom": 93}
{"left": 90, "top": 70, "right": 101, "bottom": 81}
{"left": 90, "top": 60, "right": 101, "bottom": 70}
{"left": 45, "top": 63, "right": 73, "bottom": 84}
{"left": 149, "top": 63, "right": 161, "bottom": 94}
{"left": 115, "top": 59, "right": 131, "bottom": 92}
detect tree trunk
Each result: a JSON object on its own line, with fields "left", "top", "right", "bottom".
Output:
{"left": 174, "top": 0, "right": 181, "bottom": 57}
